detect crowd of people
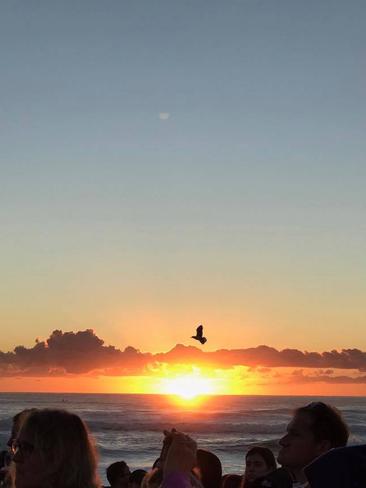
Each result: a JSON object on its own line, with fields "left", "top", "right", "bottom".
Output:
{"left": 0, "top": 401, "right": 365, "bottom": 488}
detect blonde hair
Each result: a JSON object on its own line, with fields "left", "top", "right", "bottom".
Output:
{"left": 19, "top": 409, "right": 101, "bottom": 488}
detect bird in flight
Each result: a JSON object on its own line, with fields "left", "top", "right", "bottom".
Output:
{"left": 191, "top": 324, "right": 207, "bottom": 344}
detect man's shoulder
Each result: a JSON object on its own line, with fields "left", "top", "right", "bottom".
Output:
{"left": 251, "top": 468, "right": 293, "bottom": 488}
{"left": 305, "top": 445, "right": 366, "bottom": 488}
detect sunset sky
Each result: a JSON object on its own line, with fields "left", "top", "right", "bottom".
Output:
{"left": 1, "top": 0, "right": 365, "bottom": 396}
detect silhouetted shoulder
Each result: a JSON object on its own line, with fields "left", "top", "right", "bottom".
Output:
{"left": 305, "top": 445, "right": 366, "bottom": 488}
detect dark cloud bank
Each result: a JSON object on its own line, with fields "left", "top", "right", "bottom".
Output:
{"left": 1, "top": 329, "right": 366, "bottom": 384}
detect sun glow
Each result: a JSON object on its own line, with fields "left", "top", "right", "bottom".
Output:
{"left": 159, "top": 374, "right": 217, "bottom": 400}
{"left": 98, "top": 364, "right": 263, "bottom": 396}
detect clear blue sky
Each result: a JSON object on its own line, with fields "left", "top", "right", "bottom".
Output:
{"left": 0, "top": 0, "right": 365, "bottom": 353}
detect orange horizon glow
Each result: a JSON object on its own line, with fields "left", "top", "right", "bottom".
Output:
{"left": 1, "top": 363, "right": 366, "bottom": 397}
{"left": 2, "top": 328, "right": 366, "bottom": 398}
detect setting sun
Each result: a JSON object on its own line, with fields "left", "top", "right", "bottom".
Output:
{"left": 159, "top": 374, "right": 217, "bottom": 399}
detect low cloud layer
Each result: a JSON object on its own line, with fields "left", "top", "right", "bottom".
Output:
{"left": 0, "top": 330, "right": 151, "bottom": 377}
{"left": 291, "top": 369, "right": 366, "bottom": 384}
{"left": 1, "top": 329, "right": 366, "bottom": 385}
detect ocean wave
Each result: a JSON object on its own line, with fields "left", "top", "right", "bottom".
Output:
{"left": 0, "top": 419, "right": 11, "bottom": 430}
{"left": 88, "top": 420, "right": 285, "bottom": 435}
{"left": 98, "top": 445, "right": 159, "bottom": 457}
{"left": 212, "top": 439, "right": 280, "bottom": 452}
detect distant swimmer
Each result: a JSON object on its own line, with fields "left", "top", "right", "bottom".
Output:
{"left": 191, "top": 324, "right": 207, "bottom": 344}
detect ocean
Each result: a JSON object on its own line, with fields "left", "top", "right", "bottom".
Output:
{"left": 1, "top": 393, "right": 365, "bottom": 484}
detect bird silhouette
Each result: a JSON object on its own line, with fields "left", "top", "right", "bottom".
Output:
{"left": 191, "top": 325, "right": 207, "bottom": 344}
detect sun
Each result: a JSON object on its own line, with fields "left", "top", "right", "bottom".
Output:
{"left": 159, "top": 374, "right": 216, "bottom": 400}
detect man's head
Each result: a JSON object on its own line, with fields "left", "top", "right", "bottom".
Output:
{"left": 106, "top": 461, "right": 131, "bottom": 488}
{"left": 128, "top": 469, "right": 147, "bottom": 488}
{"left": 278, "top": 402, "right": 349, "bottom": 471}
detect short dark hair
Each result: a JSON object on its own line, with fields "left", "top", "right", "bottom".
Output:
{"left": 106, "top": 461, "right": 130, "bottom": 485}
{"left": 246, "top": 447, "right": 277, "bottom": 471}
{"left": 129, "top": 469, "right": 147, "bottom": 485}
{"left": 295, "top": 402, "right": 349, "bottom": 448}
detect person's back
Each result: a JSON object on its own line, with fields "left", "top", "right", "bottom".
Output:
{"left": 251, "top": 402, "right": 349, "bottom": 488}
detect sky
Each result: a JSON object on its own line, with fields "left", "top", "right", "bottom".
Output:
{"left": 0, "top": 0, "right": 365, "bottom": 395}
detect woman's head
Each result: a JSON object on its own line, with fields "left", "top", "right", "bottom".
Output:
{"left": 244, "top": 447, "right": 276, "bottom": 483}
{"left": 13, "top": 409, "right": 100, "bottom": 488}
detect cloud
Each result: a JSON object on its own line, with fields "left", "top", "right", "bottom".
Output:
{"left": 2, "top": 330, "right": 366, "bottom": 381}
{"left": 0, "top": 330, "right": 152, "bottom": 377}
{"left": 159, "top": 112, "right": 170, "bottom": 120}
{"left": 156, "top": 344, "right": 366, "bottom": 371}
{"left": 290, "top": 369, "right": 366, "bottom": 384}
